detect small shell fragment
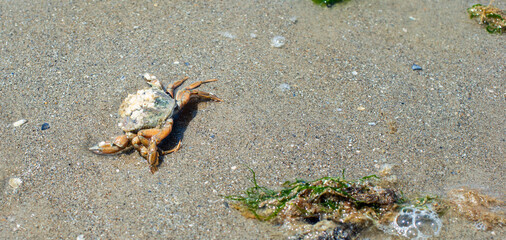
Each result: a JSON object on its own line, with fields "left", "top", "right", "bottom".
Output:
{"left": 357, "top": 106, "right": 366, "bottom": 111}
{"left": 271, "top": 36, "right": 286, "bottom": 48}
{"left": 412, "top": 64, "right": 423, "bottom": 71}
{"left": 8, "top": 177, "right": 22, "bottom": 189}
{"left": 41, "top": 123, "right": 50, "bottom": 130}
{"left": 12, "top": 119, "right": 28, "bottom": 127}
{"left": 143, "top": 73, "right": 157, "bottom": 81}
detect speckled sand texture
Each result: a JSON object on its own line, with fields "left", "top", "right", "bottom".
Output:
{"left": 1, "top": 0, "right": 504, "bottom": 239}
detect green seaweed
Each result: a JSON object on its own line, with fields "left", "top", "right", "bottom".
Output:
{"left": 225, "top": 168, "right": 402, "bottom": 222}
{"left": 312, "top": 0, "right": 349, "bottom": 7}
{"left": 467, "top": 2, "right": 505, "bottom": 34}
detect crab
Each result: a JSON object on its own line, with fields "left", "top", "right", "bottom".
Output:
{"left": 89, "top": 73, "right": 222, "bottom": 173}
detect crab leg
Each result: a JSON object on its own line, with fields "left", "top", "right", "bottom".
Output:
{"left": 134, "top": 128, "right": 182, "bottom": 155}
{"left": 175, "top": 79, "right": 218, "bottom": 101}
{"left": 89, "top": 135, "right": 130, "bottom": 155}
{"left": 166, "top": 76, "right": 189, "bottom": 98}
{"left": 137, "top": 119, "right": 178, "bottom": 173}
{"left": 177, "top": 89, "right": 223, "bottom": 109}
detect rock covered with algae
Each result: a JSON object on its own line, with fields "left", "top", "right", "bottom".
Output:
{"left": 226, "top": 171, "right": 409, "bottom": 239}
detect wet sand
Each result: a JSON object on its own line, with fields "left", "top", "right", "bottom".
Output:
{"left": 1, "top": 0, "right": 504, "bottom": 239}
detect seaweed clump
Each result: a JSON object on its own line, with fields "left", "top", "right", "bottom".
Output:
{"left": 467, "top": 1, "right": 506, "bottom": 34}
{"left": 312, "top": 0, "right": 349, "bottom": 8}
{"left": 447, "top": 187, "right": 505, "bottom": 230}
{"left": 226, "top": 170, "right": 406, "bottom": 238}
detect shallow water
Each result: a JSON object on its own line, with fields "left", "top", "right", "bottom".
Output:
{"left": 0, "top": 0, "right": 504, "bottom": 239}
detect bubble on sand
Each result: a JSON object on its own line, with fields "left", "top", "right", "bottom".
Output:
{"left": 271, "top": 36, "right": 286, "bottom": 48}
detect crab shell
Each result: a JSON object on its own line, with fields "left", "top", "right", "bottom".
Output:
{"left": 117, "top": 87, "right": 177, "bottom": 132}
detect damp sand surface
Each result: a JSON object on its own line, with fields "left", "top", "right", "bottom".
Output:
{"left": 0, "top": 0, "right": 504, "bottom": 239}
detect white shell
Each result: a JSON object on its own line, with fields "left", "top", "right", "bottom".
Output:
{"left": 12, "top": 119, "right": 28, "bottom": 127}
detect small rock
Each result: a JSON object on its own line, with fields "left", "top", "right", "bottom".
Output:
{"left": 271, "top": 36, "right": 286, "bottom": 48}
{"left": 8, "top": 177, "right": 22, "bottom": 189}
{"left": 250, "top": 33, "right": 257, "bottom": 38}
{"left": 12, "top": 119, "right": 28, "bottom": 127}
{"left": 289, "top": 16, "right": 298, "bottom": 24}
{"left": 352, "top": 71, "right": 358, "bottom": 76}
{"left": 368, "top": 122, "right": 376, "bottom": 126}
{"left": 41, "top": 123, "right": 50, "bottom": 130}
{"left": 412, "top": 64, "right": 422, "bottom": 71}
{"left": 357, "top": 106, "right": 366, "bottom": 111}
{"left": 77, "top": 234, "right": 85, "bottom": 240}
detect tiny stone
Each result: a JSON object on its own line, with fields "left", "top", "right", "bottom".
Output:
{"left": 289, "top": 16, "right": 298, "bottom": 23}
{"left": 12, "top": 119, "right": 28, "bottom": 127}
{"left": 250, "top": 33, "right": 257, "bottom": 38}
{"left": 41, "top": 123, "right": 50, "bottom": 130}
{"left": 271, "top": 36, "right": 286, "bottom": 48}
{"left": 77, "top": 234, "right": 85, "bottom": 240}
{"left": 368, "top": 122, "right": 376, "bottom": 126}
{"left": 352, "top": 71, "right": 358, "bottom": 76}
{"left": 8, "top": 177, "right": 22, "bottom": 189}
{"left": 412, "top": 64, "right": 423, "bottom": 71}
{"left": 357, "top": 106, "right": 366, "bottom": 111}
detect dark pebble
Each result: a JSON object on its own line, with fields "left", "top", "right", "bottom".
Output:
{"left": 412, "top": 64, "right": 422, "bottom": 71}
{"left": 41, "top": 123, "right": 50, "bottom": 130}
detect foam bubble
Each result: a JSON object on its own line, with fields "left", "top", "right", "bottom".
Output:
{"left": 391, "top": 206, "right": 442, "bottom": 239}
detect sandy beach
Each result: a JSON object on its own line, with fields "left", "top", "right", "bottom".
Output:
{"left": 1, "top": 0, "right": 504, "bottom": 239}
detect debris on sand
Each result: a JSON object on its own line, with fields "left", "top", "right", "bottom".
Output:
{"left": 447, "top": 187, "right": 505, "bottom": 230}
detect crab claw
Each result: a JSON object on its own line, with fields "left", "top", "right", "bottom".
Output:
{"left": 143, "top": 73, "right": 164, "bottom": 90}
{"left": 89, "top": 141, "right": 124, "bottom": 155}
{"left": 89, "top": 135, "right": 131, "bottom": 155}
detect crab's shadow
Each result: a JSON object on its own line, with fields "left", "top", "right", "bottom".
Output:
{"left": 157, "top": 100, "right": 201, "bottom": 164}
